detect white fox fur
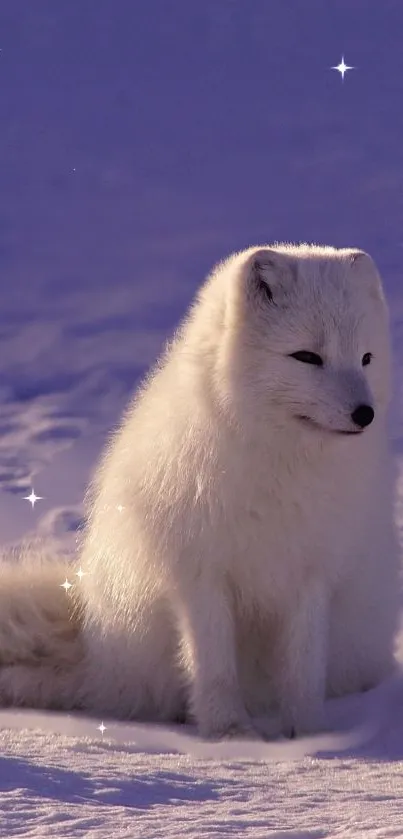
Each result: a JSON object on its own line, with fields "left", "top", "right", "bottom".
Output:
{"left": 0, "top": 243, "right": 400, "bottom": 739}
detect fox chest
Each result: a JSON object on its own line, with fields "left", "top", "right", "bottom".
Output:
{"left": 219, "top": 468, "right": 368, "bottom": 602}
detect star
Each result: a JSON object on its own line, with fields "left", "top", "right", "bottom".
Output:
{"left": 23, "top": 488, "right": 44, "bottom": 509}
{"left": 116, "top": 505, "right": 125, "bottom": 513}
{"left": 98, "top": 721, "right": 107, "bottom": 736}
{"left": 76, "top": 567, "right": 86, "bottom": 581}
{"left": 60, "top": 579, "right": 73, "bottom": 592}
{"left": 331, "top": 55, "right": 354, "bottom": 81}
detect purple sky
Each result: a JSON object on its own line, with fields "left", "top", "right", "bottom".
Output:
{"left": 2, "top": 1, "right": 403, "bottom": 303}
{"left": 0, "top": 0, "right": 403, "bottom": 533}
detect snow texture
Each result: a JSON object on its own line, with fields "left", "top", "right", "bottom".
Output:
{"left": 1, "top": 1, "right": 403, "bottom": 836}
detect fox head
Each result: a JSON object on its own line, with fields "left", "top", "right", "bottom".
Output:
{"left": 214, "top": 243, "right": 391, "bottom": 438}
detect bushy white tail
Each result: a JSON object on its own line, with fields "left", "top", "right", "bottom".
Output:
{"left": 0, "top": 557, "right": 84, "bottom": 710}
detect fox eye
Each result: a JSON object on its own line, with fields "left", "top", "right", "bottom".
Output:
{"left": 362, "top": 352, "right": 372, "bottom": 367}
{"left": 289, "top": 351, "right": 323, "bottom": 367}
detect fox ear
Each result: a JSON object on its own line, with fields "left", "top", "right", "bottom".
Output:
{"left": 244, "top": 248, "right": 295, "bottom": 306}
{"left": 348, "top": 249, "right": 380, "bottom": 274}
{"left": 348, "top": 249, "right": 384, "bottom": 301}
{"left": 350, "top": 250, "right": 369, "bottom": 266}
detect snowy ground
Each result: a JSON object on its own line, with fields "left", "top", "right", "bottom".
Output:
{"left": 1, "top": 1, "right": 403, "bottom": 836}
{"left": 1, "top": 680, "right": 403, "bottom": 838}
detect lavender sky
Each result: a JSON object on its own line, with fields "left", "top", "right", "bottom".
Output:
{"left": 0, "top": 0, "right": 403, "bottom": 542}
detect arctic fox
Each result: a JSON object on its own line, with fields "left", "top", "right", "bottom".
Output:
{"left": 0, "top": 243, "right": 400, "bottom": 740}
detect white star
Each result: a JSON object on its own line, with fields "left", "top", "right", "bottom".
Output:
{"left": 331, "top": 55, "right": 354, "bottom": 81}
{"left": 76, "top": 567, "right": 86, "bottom": 581}
{"left": 23, "top": 488, "right": 44, "bottom": 509}
{"left": 98, "top": 721, "right": 107, "bottom": 736}
{"left": 60, "top": 578, "right": 73, "bottom": 592}
{"left": 116, "top": 505, "right": 125, "bottom": 513}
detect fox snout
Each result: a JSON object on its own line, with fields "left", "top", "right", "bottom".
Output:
{"left": 350, "top": 404, "right": 374, "bottom": 429}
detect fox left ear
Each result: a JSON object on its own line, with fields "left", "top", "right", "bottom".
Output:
{"left": 348, "top": 249, "right": 385, "bottom": 302}
{"left": 350, "top": 250, "right": 369, "bottom": 265}
{"left": 349, "top": 249, "right": 379, "bottom": 272}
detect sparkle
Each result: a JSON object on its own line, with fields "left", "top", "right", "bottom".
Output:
{"left": 60, "top": 578, "right": 73, "bottom": 592}
{"left": 23, "top": 488, "right": 44, "bottom": 509}
{"left": 76, "top": 567, "right": 86, "bottom": 581}
{"left": 98, "top": 721, "right": 107, "bottom": 736}
{"left": 331, "top": 55, "right": 354, "bottom": 81}
{"left": 116, "top": 505, "right": 125, "bottom": 513}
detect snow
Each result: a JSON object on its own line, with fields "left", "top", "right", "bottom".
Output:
{"left": 1, "top": 693, "right": 403, "bottom": 838}
{"left": 1, "top": 0, "right": 403, "bottom": 836}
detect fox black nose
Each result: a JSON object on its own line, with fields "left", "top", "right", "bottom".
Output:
{"left": 351, "top": 404, "right": 374, "bottom": 429}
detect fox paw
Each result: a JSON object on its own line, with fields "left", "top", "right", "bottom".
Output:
{"left": 199, "top": 715, "right": 263, "bottom": 741}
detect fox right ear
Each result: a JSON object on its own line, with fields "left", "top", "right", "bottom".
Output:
{"left": 244, "top": 248, "right": 294, "bottom": 306}
{"left": 248, "top": 251, "right": 274, "bottom": 303}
